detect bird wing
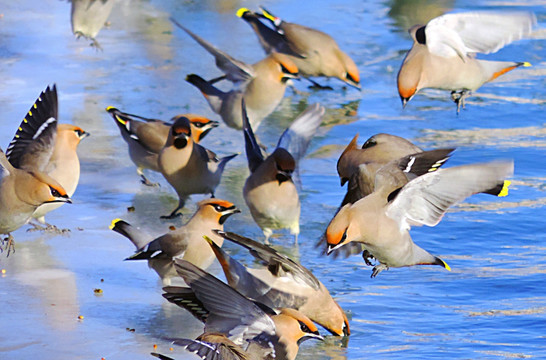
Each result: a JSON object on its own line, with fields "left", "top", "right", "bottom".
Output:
{"left": 276, "top": 104, "right": 325, "bottom": 164}
{"left": 425, "top": 11, "right": 536, "bottom": 59}
{"left": 0, "top": 148, "right": 12, "bottom": 178}
{"left": 171, "top": 18, "right": 255, "bottom": 84}
{"left": 173, "top": 260, "right": 277, "bottom": 347}
{"left": 6, "top": 85, "right": 58, "bottom": 172}
{"left": 171, "top": 336, "right": 246, "bottom": 360}
{"left": 385, "top": 161, "right": 514, "bottom": 231}
{"left": 242, "top": 99, "right": 264, "bottom": 173}
{"left": 216, "top": 231, "right": 321, "bottom": 290}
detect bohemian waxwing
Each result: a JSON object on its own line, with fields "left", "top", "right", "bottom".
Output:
{"left": 70, "top": 0, "right": 115, "bottom": 50}
{"left": 106, "top": 106, "right": 219, "bottom": 186}
{"left": 170, "top": 18, "right": 299, "bottom": 130}
{"left": 0, "top": 85, "right": 71, "bottom": 254}
{"left": 31, "top": 124, "right": 89, "bottom": 227}
{"left": 397, "top": 11, "right": 536, "bottom": 113}
{"left": 157, "top": 116, "right": 238, "bottom": 218}
{"left": 110, "top": 198, "right": 239, "bottom": 285}
{"left": 326, "top": 159, "right": 514, "bottom": 277}
{"left": 163, "top": 259, "right": 323, "bottom": 360}
{"left": 207, "top": 230, "right": 350, "bottom": 336}
{"left": 242, "top": 102, "right": 324, "bottom": 242}
{"left": 237, "top": 7, "right": 361, "bottom": 90}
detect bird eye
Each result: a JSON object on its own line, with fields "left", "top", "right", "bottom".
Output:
{"left": 299, "top": 321, "right": 310, "bottom": 333}
{"left": 50, "top": 187, "right": 61, "bottom": 197}
{"left": 362, "top": 138, "right": 376, "bottom": 149}
{"left": 214, "top": 204, "right": 224, "bottom": 212}
{"left": 75, "top": 129, "right": 84, "bottom": 136}
{"left": 341, "top": 229, "right": 348, "bottom": 243}
{"left": 193, "top": 122, "right": 205, "bottom": 128}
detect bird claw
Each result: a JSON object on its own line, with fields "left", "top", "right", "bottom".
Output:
{"left": 307, "top": 79, "right": 334, "bottom": 91}
{"left": 451, "top": 90, "right": 470, "bottom": 114}
{"left": 140, "top": 175, "right": 160, "bottom": 187}
{"left": 27, "top": 223, "right": 71, "bottom": 234}
{"left": 1, "top": 234, "right": 15, "bottom": 257}
{"left": 371, "top": 264, "right": 388, "bottom": 278}
{"left": 362, "top": 250, "right": 375, "bottom": 266}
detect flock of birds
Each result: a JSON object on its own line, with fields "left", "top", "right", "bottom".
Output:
{"left": 0, "top": 3, "right": 540, "bottom": 360}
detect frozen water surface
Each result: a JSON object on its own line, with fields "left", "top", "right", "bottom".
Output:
{"left": 0, "top": 0, "right": 545, "bottom": 359}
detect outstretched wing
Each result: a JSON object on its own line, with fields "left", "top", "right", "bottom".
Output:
{"left": 425, "top": 11, "right": 536, "bottom": 59}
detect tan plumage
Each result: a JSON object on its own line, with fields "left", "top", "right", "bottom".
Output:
{"left": 32, "top": 124, "right": 89, "bottom": 225}
{"left": 171, "top": 19, "right": 299, "bottom": 130}
{"left": 70, "top": 0, "right": 115, "bottom": 50}
{"left": 326, "top": 160, "right": 514, "bottom": 277}
{"left": 157, "top": 116, "right": 237, "bottom": 218}
{"left": 397, "top": 11, "right": 536, "bottom": 112}
{"left": 163, "top": 259, "right": 323, "bottom": 360}
{"left": 110, "top": 198, "right": 240, "bottom": 285}
{"left": 0, "top": 85, "right": 72, "bottom": 254}
{"left": 106, "top": 107, "right": 219, "bottom": 186}
{"left": 208, "top": 230, "right": 350, "bottom": 336}
{"left": 238, "top": 7, "right": 360, "bottom": 89}
{"left": 242, "top": 103, "right": 324, "bottom": 242}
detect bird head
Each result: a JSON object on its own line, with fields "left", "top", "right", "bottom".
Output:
{"left": 274, "top": 308, "right": 323, "bottom": 347}
{"left": 271, "top": 53, "right": 299, "bottom": 82}
{"left": 325, "top": 204, "right": 355, "bottom": 255}
{"left": 197, "top": 198, "right": 240, "bottom": 225}
{"left": 272, "top": 148, "right": 295, "bottom": 184}
{"left": 30, "top": 172, "right": 72, "bottom": 206}
{"left": 170, "top": 116, "right": 192, "bottom": 149}
{"left": 337, "top": 134, "right": 359, "bottom": 186}
{"left": 178, "top": 115, "right": 219, "bottom": 143}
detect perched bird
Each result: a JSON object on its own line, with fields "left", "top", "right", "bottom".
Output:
{"left": 325, "top": 160, "right": 514, "bottom": 277}
{"left": 237, "top": 7, "right": 361, "bottom": 90}
{"left": 106, "top": 106, "right": 219, "bottom": 186}
{"left": 170, "top": 18, "right": 299, "bottom": 130}
{"left": 397, "top": 11, "right": 536, "bottom": 113}
{"left": 242, "top": 102, "right": 324, "bottom": 242}
{"left": 206, "top": 230, "right": 350, "bottom": 336}
{"left": 70, "top": 0, "right": 115, "bottom": 50}
{"left": 163, "top": 259, "right": 323, "bottom": 360}
{"left": 31, "top": 124, "right": 89, "bottom": 228}
{"left": 1, "top": 85, "right": 72, "bottom": 254}
{"left": 157, "top": 116, "right": 237, "bottom": 218}
{"left": 110, "top": 198, "right": 240, "bottom": 285}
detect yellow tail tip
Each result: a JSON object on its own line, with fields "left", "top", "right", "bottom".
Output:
{"left": 105, "top": 106, "right": 117, "bottom": 112}
{"left": 261, "top": 8, "right": 276, "bottom": 21}
{"left": 441, "top": 259, "right": 451, "bottom": 272}
{"left": 522, "top": 62, "right": 532, "bottom": 67}
{"left": 236, "top": 7, "right": 250, "bottom": 17}
{"left": 109, "top": 218, "right": 123, "bottom": 230}
{"left": 202, "top": 235, "right": 214, "bottom": 245}
{"left": 498, "top": 180, "right": 511, "bottom": 197}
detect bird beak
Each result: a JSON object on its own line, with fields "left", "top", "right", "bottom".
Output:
{"left": 298, "top": 332, "right": 324, "bottom": 345}
{"left": 326, "top": 242, "right": 344, "bottom": 255}
{"left": 219, "top": 207, "right": 241, "bottom": 225}
{"left": 47, "top": 196, "right": 72, "bottom": 204}
{"left": 80, "top": 131, "right": 91, "bottom": 140}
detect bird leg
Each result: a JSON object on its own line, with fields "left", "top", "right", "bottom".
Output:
{"left": 451, "top": 90, "right": 471, "bottom": 114}
{"left": 371, "top": 264, "right": 388, "bottom": 278}
{"left": 263, "top": 228, "right": 273, "bottom": 245}
{"left": 27, "top": 221, "right": 71, "bottom": 234}
{"left": 138, "top": 170, "right": 160, "bottom": 187}
{"left": 1, "top": 234, "right": 15, "bottom": 257}
{"left": 362, "top": 250, "right": 376, "bottom": 266}
{"left": 307, "top": 78, "right": 334, "bottom": 91}
{"left": 161, "top": 208, "right": 183, "bottom": 219}
{"left": 208, "top": 75, "right": 227, "bottom": 85}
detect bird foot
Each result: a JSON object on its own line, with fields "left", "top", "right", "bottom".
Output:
{"left": 308, "top": 81, "right": 334, "bottom": 91}
{"left": 140, "top": 175, "right": 160, "bottom": 187}
{"left": 362, "top": 250, "right": 376, "bottom": 266}
{"left": 1, "top": 234, "right": 15, "bottom": 257}
{"left": 371, "top": 264, "right": 388, "bottom": 278}
{"left": 451, "top": 90, "right": 471, "bottom": 114}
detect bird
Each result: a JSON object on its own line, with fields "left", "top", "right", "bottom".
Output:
{"left": 106, "top": 106, "right": 219, "bottom": 186}
{"left": 237, "top": 7, "right": 361, "bottom": 90}
{"left": 70, "top": 0, "right": 115, "bottom": 50}
{"left": 110, "top": 198, "right": 240, "bottom": 285}
{"left": 163, "top": 259, "right": 324, "bottom": 360}
{"left": 152, "top": 333, "right": 249, "bottom": 360}
{"left": 397, "top": 11, "right": 536, "bottom": 113}
{"left": 157, "top": 116, "right": 238, "bottom": 218}
{"left": 30, "top": 124, "right": 89, "bottom": 229}
{"left": 242, "top": 102, "right": 324, "bottom": 242}
{"left": 205, "top": 230, "right": 350, "bottom": 336}
{"left": 0, "top": 85, "right": 72, "bottom": 255}
{"left": 325, "top": 159, "right": 514, "bottom": 277}
{"left": 170, "top": 18, "right": 299, "bottom": 130}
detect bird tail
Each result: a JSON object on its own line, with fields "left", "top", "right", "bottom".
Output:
{"left": 109, "top": 219, "right": 153, "bottom": 251}
{"left": 487, "top": 61, "right": 531, "bottom": 82}
{"left": 186, "top": 74, "right": 225, "bottom": 114}
{"left": 217, "top": 153, "right": 239, "bottom": 173}
{"left": 483, "top": 180, "right": 511, "bottom": 197}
